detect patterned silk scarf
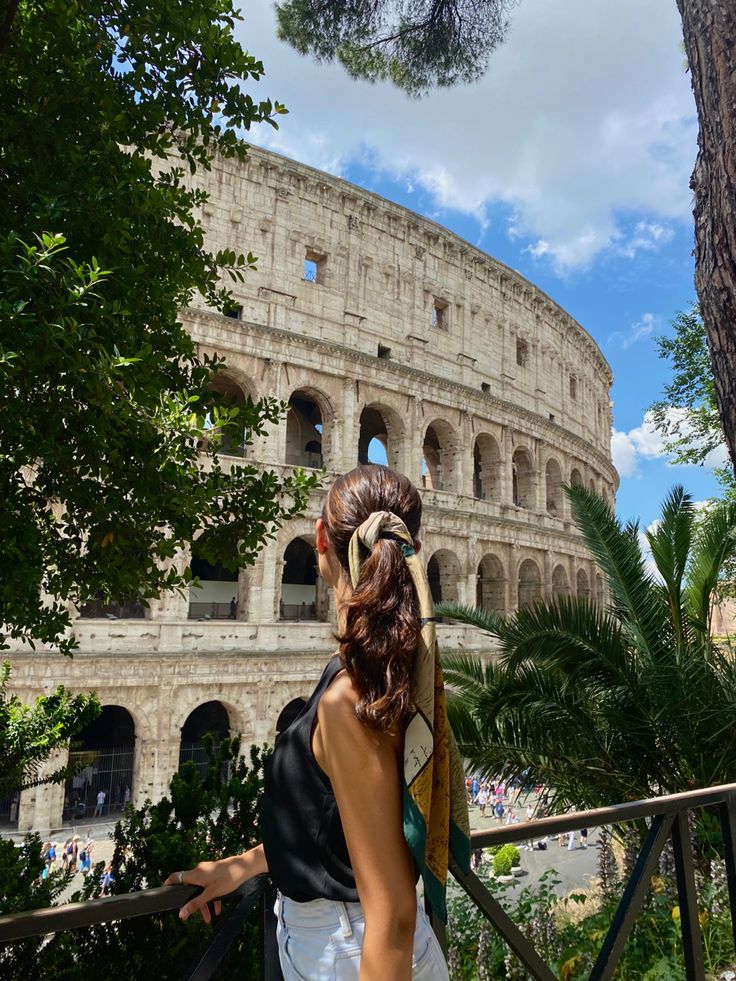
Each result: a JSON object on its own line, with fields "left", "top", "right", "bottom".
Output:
{"left": 348, "top": 510, "right": 471, "bottom": 921}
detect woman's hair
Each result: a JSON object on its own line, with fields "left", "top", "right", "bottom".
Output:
{"left": 322, "top": 464, "right": 422, "bottom": 732}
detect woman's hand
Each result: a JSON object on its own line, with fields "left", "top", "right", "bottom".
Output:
{"left": 164, "top": 845, "right": 268, "bottom": 924}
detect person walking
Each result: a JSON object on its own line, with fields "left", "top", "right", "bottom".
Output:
{"left": 166, "top": 466, "right": 470, "bottom": 980}
{"left": 93, "top": 789, "right": 106, "bottom": 817}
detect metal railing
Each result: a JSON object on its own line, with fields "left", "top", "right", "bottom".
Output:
{"left": 0, "top": 876, "right": 280, "bottom": 981}
{"left": 279, "top": 603, "right": 318, "bottom": 622}
{"left": 436, "top": 781, "right": 736, "bottom": 981}
{"left": 79, "top": 599, "right": 146, "bottom": 619}
{"left": 188, "top": 602, "right": 238, "bottom": 620}
{"left": 1, "top": 783, "right": 735, "bottom": 980}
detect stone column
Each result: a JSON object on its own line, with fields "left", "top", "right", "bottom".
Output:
{"left": 507, "top": 548, "right": 519, "bottom": 612}
{"left": 18, "top": 746, "right": 69, "bottom": 833}
{"left": 408, "top": 397, "right": 424, "bottom": 488}
{"left": 340, "top": 378, "right": 359, "bottom": 474}
{"left": 457, "top": 412, "right": 474, "bottom": 498}
{"left": 501, "top": 426, "right": 514, "bottom": 505}
{"left": 250, "top": 538, "right": 281, "bottom": 622}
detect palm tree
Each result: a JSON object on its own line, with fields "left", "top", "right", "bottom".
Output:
{"left": 439, "top": 485, "right": 736, "bottom": 812}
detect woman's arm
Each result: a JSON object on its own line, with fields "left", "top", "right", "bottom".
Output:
{"left": 164, "top": 843, "right": 268, "bottom": 923}
{"left": 315, "top": 676, "right": 417, "bottom": 981}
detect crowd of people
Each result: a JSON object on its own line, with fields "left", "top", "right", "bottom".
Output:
{"left": 466, "top": 775, "right": 590, "bottom": 870}
{"left": 39, "top": 834, "right": 115, "bottom": 895}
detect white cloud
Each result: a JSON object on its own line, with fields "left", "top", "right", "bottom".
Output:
{"left": 609, "top": 311, "right": 659, "bottom": 349}
{"left": 239, "top": 0, "right": 696, "bottom": 271}
{"left": 611, "top": 409, "right": 729, "bottom": 478}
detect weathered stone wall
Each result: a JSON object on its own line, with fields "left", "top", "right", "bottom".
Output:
{"left": 5, "top": 147, "right": 617, "bottom": 832}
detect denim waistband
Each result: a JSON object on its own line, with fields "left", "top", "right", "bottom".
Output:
{"left": 276, "top": 892, "right": 364, "bottom": 938}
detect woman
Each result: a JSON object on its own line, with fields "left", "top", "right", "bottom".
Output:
{"left": 166, "top": 465, "right": 469, "bottom": 980}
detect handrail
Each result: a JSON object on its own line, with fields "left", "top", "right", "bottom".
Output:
{"left": 469, "top": 780, "right": 736, "bottom": 847}
{"left": 0, "top": 877, "right": 267, "bottom": 944}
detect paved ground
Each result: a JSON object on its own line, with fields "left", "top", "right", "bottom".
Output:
{"left": 467, "top": 796, "right": 601, "bottom": 898}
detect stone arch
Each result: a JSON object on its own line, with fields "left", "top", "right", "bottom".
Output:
{"left": 551, "top": 563, "right": 570, "bottom": 598}
{"left": 427, "top": 549, "right": 461, "bottom": 605}
{"left": 279, "top": 536, "right": 328, "bottom": 622}
{"left": 63, "top": 705, "right": 136, "bottom": 821}
{"left": 179, "top": 701, "right": 230, "bottom": 781}
{"left": 570, "top": 466, "right": 583, "bottom": 488}
{"left": 545, "top": 456, "right": 563, "bottom": 517}
{"left": 473, "top": 434, "right": 502, "bottom": 502}
{"left": 512, "top": 447, "right": 534, "bottom": 509}
{"left": 589, "top": 477, "right": 597, "bottom": 494}
{"left": 207, "top": 369, "right": 254, "bottom": 458}
{"left": 518, "top": 558, "right": 542, "bottom": 609}
{"left": 476, "top": 553, "right": 505, "bottom": 613}
{"left": 422, "top": 419, "right": 458, "bottom": 493}
{"left": 188, "top": 549, "right": 241, "bottom": 621}
{"left": 358, "top": 402, "right": 404, "bottom": 470}
{"left": 577, "top": 568, "right": 591, "bottom": 600}
{"left": 596, "top": 572, "right": 605, "bottom": 605}
{"left": 286, "top": 386, "right": 334, "bottom": 469}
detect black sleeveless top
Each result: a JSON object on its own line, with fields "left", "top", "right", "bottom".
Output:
{"left": 261, "top": 656, "right": 359, "bottom": 903}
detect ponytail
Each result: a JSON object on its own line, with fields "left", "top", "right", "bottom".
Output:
{"left": 321, "top": 465, "right": 423, "bottom": 732}
{"left": 339, "top": 536, "right": 419, "bottom": 730}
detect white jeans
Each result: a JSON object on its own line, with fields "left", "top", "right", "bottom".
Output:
{"left": 275, "top": 892, "right": 450, "bottom": 980}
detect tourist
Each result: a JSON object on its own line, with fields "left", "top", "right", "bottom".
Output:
{"left": 567, "top": 830, "right": 577, "bottom": 851}
{"left": 471, "top": 775, "right": 479, "bottom": 802}
{"left": 100, "top": 864, "right": 115, "bottom": 896}
{"left": 93, "top": 788, "right": 106, "bottom": 817}
{"left": 471, "top": 847, "right": 484, "bottom": 871}
{"left": 580, "top": 828, "right": 588, "bottom": 849}
{"left": 166, "top": 465, "right": 469, "bottom": 980}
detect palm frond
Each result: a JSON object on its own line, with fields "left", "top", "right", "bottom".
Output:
{"left": 684, "top": 499, "right": 736, "bottom": 634}
{"left": 644, "top": 485, "right": 693, "bottom": 645}
{"left": 566, "top": 483, "right": 668, "bottom": 657}
{"left": 436, "top": 602, "right": 504, "bottom": 636}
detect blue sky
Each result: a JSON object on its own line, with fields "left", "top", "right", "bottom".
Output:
{"left": 239, "top": 0, "right": 727, "bottom": 531}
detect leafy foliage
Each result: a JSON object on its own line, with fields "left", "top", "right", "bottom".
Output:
{"left": 0, "top": 663, "right": 99, "bottom": 794}
{"left": 649, "top": 307, "right": 733, "bottom": 490}
{"left": 1, "top": 737, "right": 269, "bottom": 980}
{"left": 275, "top": 0, "right": 517, "bottom": 96}
{"left": 440, "top": 484, "right": 736, "bottom": 813}
{"left": 1, "top": 0, "right": 317, "bottom": 658}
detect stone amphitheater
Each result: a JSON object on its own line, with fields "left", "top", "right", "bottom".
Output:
{"left": 4, "top": 147, "right": 617, "bottom": 833}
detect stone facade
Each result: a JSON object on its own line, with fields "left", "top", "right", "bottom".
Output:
{"left": 5, "top": 147, "right": 617, "bottom": 832}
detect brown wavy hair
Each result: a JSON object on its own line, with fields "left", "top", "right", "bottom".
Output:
{"left": 322, "top": 465, "right": 422, "bottom": 732}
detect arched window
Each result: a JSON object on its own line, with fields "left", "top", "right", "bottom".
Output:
{"left": 188, "top": 553, "right": 239, "bottom": 621}
{"left": 280, "top": 538, "right": 325, "bottom": 621}
{"left": 596, "top": 573, "right": 605, "bottom": 606}
{"left": 545, "top": 457, "right": 563, "bottom": 517}
{"left": 589, "top": 478, "right": 596, "bottom": 494}
{"left": 518, "top": 559, "right": 542, "bottom": 609}
{"left": 286, "top": 390, "right": 326, "bottom": 469}
{"left": 358, "top": 405, "right": 403, "bottom": 469}
{"left": 208, "top": 371, "right": 250, "bottom": 458}
{"left": 477, "top": 554, "right": 505, "bottom": 613}
{"left": 577, "top": 569, "right": 591, "bottom": 600}
{"left": 422, "top": 420, "right": 457, "bottom": 493}
{"left": 570, "top": 467, "right": 583, "bottom": 488}
{"left": 473, "top": 435, "right": 502, "bottom": 501}
{"left": 63, "top": 706, "right": 135, "bottom": 821}
{"left": 179, "top": 701, "right": 230, "bottom": 782}
{"left": 512, "top": 448, "right": 534, "bottom": 509}
{"left": 551, "top": 564, "right": 570, "bottom": 599}
{"left": 427, "top": 550, "right": 460, "bottom": 606}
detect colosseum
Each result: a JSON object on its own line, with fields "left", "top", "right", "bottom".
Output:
{"left": 4, "top": 146, "right": 617, "bottom": 833}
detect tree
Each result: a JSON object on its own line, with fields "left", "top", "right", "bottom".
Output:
{"left": 649, "top": 306, "right": 732, "bottom": 489}
{"left": 676, "top": 1, "right": 736, "bottom": 477}
{"left": 439, "top": 485, "right": 736, "bottom": 813}
{"left": 1, "top": 739, "right": 269, "bottom": 980}
{"left": 1, "top": 0, "right": 318, "bottom": 657}
{"left": 276, "top": 0, "right": 516, "bottom": 96}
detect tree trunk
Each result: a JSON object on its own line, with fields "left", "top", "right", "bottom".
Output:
{"left": 676, "top": 1, "right": 736, "bottom": 474}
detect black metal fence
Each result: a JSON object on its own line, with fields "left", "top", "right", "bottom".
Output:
{"left": 79, "top": 599, "right": 146, "bottom": 619}
{"left": 62, "top": 747, "right": 135, "bottom": 821}
{"left": 278, "top": 603, "right": 318, "bottom": 622}
{"left": 2, "top": 782, "right": 735, "bottom": 980}
{"left": 188, "top": 602, "right": 238, "bottom": 620}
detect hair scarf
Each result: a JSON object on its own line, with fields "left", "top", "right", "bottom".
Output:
{"left": 347, "top": 510, "right": 470, "bottom": 921}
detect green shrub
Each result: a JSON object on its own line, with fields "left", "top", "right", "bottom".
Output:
{"left": 492, "top": 848, "right": 514, "bottom": 877}
{"left": 1, "top": 737, "right": 269, "bottom": 981}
